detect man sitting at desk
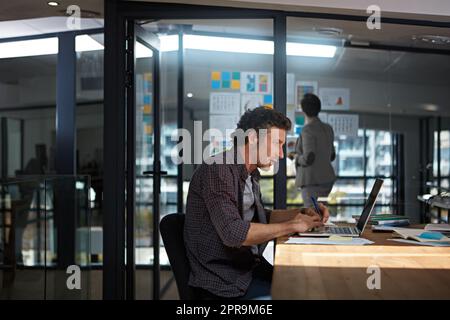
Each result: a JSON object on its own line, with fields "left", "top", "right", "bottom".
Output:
{"left": 184, "top": 106, "right": 330, "bottom": 300}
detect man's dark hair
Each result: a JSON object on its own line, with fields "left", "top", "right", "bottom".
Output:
{"left": 232, "top": 106, "right": 291, "bottom": 145}
{"left": 301, "top": 93, "right": 321, "bottom": 117}
{"left": 236, "top": 106, "right": 291, "bottom": 133}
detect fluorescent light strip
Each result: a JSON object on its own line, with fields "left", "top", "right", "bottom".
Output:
{"left": 136, "top": 42, "right": 153, "bottom": 58}
{"left": 75, "top": 35, "right": 103, "bottom": 52}
{"left": 183, "top": 34, "right": 335, "bottom": 58}
{"left": 160, "top": 35, "right": 179, "bottom": 52}
{"left": 287, "top": 42, "right": 336, "bottom": 58}
{"left": 184, "top": 34, "right": 274, "bottom": 55}
{"left": 0, "top": 37, "right": 58, "bottom": 59}
{"left": 0, "top": 35, "right": 105, "bottom": 59}
{"left": 0, "top": 34, "right": 335, "bottom": 59}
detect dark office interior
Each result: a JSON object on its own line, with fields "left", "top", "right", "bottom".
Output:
{"left": 0, "top": 0, "right": 450, "bottom": 301}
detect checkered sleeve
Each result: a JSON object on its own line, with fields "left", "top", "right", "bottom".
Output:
{"left": 202, "top": 164, "right": 250, "bottom": 248}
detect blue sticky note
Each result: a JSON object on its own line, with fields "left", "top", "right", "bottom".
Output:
{"left": 211, "top": 80, "right": 220, "bottom": 89}
{"left": 143, "top": 95, "right": 151, "bottom": 104}
{"left": 263, "top": 94, "right": 272, "bottom": 104}
{"left": 418, "top": 232, "right": 444, "bottom": 240}
{"left": 222, "top": 72, "right": 231, "bottom": 81}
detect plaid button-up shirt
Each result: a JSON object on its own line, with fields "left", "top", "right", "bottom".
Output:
{"left": 184, "top": 148, "right": 271, "bottom": 298}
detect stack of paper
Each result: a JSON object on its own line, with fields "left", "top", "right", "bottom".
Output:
{"left": 424, "top": 224, "right": 450, "bottom": 232}
{"left": 392, "top": 228, "right": 450, "bottom": 246}
{"left": 285, "top": 237, "right": 374, "bottom": 246}
{"left": 388, "top": 239, "right": 450, "bottom": 247}
{"left": 353, "top": 214, "right": 410, "bottom": 227}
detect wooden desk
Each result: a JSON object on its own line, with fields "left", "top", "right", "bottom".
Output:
{"left": 272, "top": 227, "right": 450, "bottom": 299}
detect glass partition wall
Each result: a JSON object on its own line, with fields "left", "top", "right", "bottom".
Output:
{"left": 285, "top": 16, "right": 450, "bottom": 223}
{"left": 0, "top": 30, "right": 103, "bottom": 299}
{"left": 103, "top": 2, "right": 450, "bottom": 300}
{"left": 0, "top": 175, "right": 92, "bottom": 299}
{"left": 133, "top": 18, "right": 275, "bottom": 300}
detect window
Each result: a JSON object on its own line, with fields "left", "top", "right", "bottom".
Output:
{"left": 0, "top": 38, "right": 57, "bottom": 269}
{"left": 286, "top": 129, "right": 397, "bottom": 220}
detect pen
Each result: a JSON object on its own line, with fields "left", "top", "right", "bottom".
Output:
{"left": 310, "top": 196, "right": 323, "bottom": 221}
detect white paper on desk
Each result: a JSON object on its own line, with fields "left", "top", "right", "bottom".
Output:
{"left": 388, "top": 238, "right": 450, "bottom": 247}
{"left": 372, "top": 225, "right": 397, "bottom": 232}
{"left": 285, "top": 237, "right": 374, "bottom": 245}
{"left": 262, "top": 240, "right": 274, "bottom": 266}
{"left": 424, "top": 223, "right": 450, "bottom": 232}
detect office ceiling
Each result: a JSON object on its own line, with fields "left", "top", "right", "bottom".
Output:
{"left": 142, "top": 19, "right": 450, "bottom": 86}
{"left": 147, "top": 18, "right": 450, "bottom": 51}
{"left": 1, "top": 0, "right": 449, "bottom": 52}
{"left": 287, "top": 17, "right": 450, "bottom": 51}
{"left": 2, "top": 0, "right": 450, "bottom": 22}
{"left": 0, "top": 0, "right": 103, "bottom": 22}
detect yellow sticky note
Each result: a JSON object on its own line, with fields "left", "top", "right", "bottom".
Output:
{"left": 328, "top": 235, "right": 352, "bottom": 241}
{"left": 211, "top": 71, "right": 221, "bottom": 81}
{"left": 231, "top": 80, "right": 240, "bottom": 90}
{"left": 144, "top": 73, "right": 152, "bottom": 81}
{"left": 144, "top": 125, "right": 153, "bottom": 135}
{"left": 143, "top": 104, "right": 152, "bottom": 114}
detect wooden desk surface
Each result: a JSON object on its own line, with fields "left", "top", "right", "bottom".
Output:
{"left": 272, "top": 226, "right": 450, "bottom": 299}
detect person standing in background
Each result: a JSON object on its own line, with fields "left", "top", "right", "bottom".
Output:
{"left": 289, "top": 93, "right": 336, "bottom": 208}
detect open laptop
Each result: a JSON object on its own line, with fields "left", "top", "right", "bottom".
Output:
{"left": 299, "top": 179, "right": 384, "bottom": 237}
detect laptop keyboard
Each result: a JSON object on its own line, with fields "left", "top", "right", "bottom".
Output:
{"left": 327, "top": 226, "right": 358, "bottom": 235}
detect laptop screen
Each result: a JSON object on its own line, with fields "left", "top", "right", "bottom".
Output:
{"left": 356, "top": 179, "right": 384, "bottom": 232}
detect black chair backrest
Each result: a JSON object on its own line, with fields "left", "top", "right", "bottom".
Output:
{"left": 160, "top": 213, "right": 196, "bottom": 300}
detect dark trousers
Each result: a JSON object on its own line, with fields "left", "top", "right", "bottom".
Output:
{"left": 192, "top": 258, "right": 273, "bottom": 300}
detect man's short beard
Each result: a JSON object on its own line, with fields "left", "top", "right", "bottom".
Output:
{"left": 257, "top": 159, "right": 275, "bottom": 171}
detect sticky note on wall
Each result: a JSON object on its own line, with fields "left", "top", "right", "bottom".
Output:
{"left": 221, "top": 72, "right": 231, "bottom": 81}
{"left": 211, "top": 71, "right": 221, "bottom": 80}
{"left": 144, "top": 125, "right": 153, "bottom": 135}
{"left": 231, "top": 80, "right": 240, "bottom": 90}
{"left": 143, "top": 105, "right": 152, "bottom": 114}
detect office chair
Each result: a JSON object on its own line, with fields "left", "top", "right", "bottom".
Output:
{"left": 160, "top": 213, "right": 197, "bottom": 300}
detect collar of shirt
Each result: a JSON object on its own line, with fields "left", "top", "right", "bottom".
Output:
{"left": 307, "top": 117, "right": 321, "bottom": 125}
{"left": 225, "top": 147, "right": 261, "bottom": 183}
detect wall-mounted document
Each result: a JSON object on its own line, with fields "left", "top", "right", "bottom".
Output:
{"left": 287, "top": 73, "right": 295, "bottom": 105}
{"left": 319, "top": 87, "right": 350, "bottom": 110}
{"left": 209, "top": 92, "right": 241, "bottom": 115}
{"left": 241, "top": 72, "right": 272, "bottom": 94}
{"left": 326, "top": 114, "right": 359, "bottom": 137}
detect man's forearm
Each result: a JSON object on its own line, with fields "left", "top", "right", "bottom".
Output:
{"left": 269, "top": 208, "right": 301, "bottom": 224}
{"left": 242, "top": 222, "right": 294, "bottom": 246}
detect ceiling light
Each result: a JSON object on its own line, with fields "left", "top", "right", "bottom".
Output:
{"left": 136, "top": 42, "right": 153, "bottom": 58}
{"left": 287, "top": 42, "right": 336, "bottom": 58}
{"left": 423, "top": 104, "right": 439, "bottom": 112}
{"left": 47, "top": 1, "right": 59, "bottom": 6}
{"left": 183, "top": 34, "right": 336, "bottom": 58}
{"left": 75, "top": 35, "right": 103, "bottom": 52}
{"left": 160, "top": 35, "right": 178, "bottom": 52}
{"left": 187, "top": 93, "right": 193, "bottom": 98}
{"left": 184, "top": 34, "right": 274, "bottom": 55}
{"left": 0, "top": 37, "right": 58, "bottom": 59}
{"left": 0, "top": 35, "right": 106, "bottom": 59}
{"left": 0, "top": 34, "right": 335, "bottom": 59}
